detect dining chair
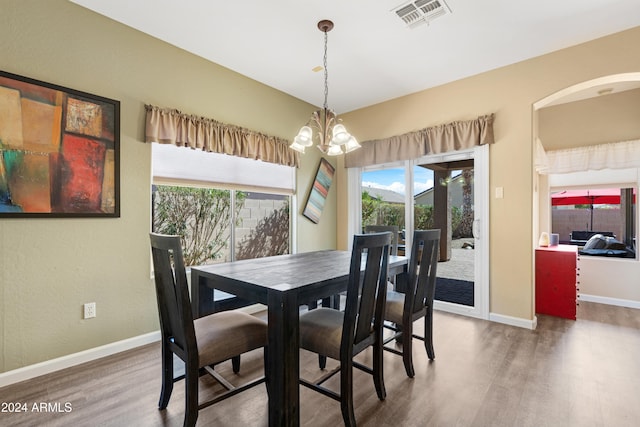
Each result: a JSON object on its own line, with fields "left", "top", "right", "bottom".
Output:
{"left": 149, "top": 233, "right": 268, "bottom": 427}
{"left": 365, "top": 224, "right": 401, "bottom": 287}
{"left": 299, "top": 232, "right": 392, "bottom": 427}
{"left": 365, "top": 225, "right": 399, "bottom": 256}
{"left": 383, "top": 229, "right": 440, "bottom": 378}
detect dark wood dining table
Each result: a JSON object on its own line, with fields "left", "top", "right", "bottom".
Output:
{"left": 190, "top": 249, "right": 408, "bottom": 427}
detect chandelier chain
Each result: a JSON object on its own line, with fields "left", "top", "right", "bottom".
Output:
{"left": 323, "top": 30, "right": 329, "bottom": 110}
{"left": 290, "top": 19, "right": 360, "bottom": 155}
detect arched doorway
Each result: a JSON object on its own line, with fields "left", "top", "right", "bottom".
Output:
{"left": 532, "top": 72, "right": 640, "bottom": 311}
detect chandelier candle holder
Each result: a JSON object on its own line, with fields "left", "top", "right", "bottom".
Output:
{"left": 290, "top": 20, "right": 361, "bottom": 156}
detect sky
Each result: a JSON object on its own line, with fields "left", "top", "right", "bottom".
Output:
{"left": 362, "top": 167, "right": 434, "bottom": 196}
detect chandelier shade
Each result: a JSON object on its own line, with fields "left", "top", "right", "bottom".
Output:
{"left": 290, "top": 20, "right": 360, "bottom": 156}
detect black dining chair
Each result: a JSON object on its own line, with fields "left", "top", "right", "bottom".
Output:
{"left": 383, "top": 229, "right": 440, "bottom": 378}
{"left": 365, "top": 224, "right": 401, "bottom": 287}
{"left": 298, "top": 232, "right": 392, "bottom": 427}
{"left": 321, "top": 224, "right": 401, "bottom": 313}
{"left": 149, "top": 233, "right": 268, "bottom": 427}
{"left": 365, "top": 225, "right": 399, "bottom": 256}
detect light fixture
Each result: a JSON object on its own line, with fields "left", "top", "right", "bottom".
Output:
{"left": 290, "top": 20, "right": 360, "bottom": 156}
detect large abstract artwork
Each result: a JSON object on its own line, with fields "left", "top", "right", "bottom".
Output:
{"left": 303, "top": 158, "right": 335, "bottom": 224}
{"left": 0, "top": 71, "right": 120, "bottom": 217}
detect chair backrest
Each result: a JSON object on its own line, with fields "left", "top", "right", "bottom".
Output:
{"left": 365, "top": 225, "right": 399, "bottom": 256}
{"left": 149, "top": 233, "right": 197, "bottom": 360}
{"left": 342, "top": 232, "right": 392, "bottom": 355}
{"left": 405, "top": 229, "right": 440, "bottom": 315}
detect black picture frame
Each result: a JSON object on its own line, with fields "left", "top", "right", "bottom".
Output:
{"left": 0, "top": 70, "right": 120, "bottom": 218}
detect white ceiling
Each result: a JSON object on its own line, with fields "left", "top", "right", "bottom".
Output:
{"left": 70, "top": 0, "right": 640, "bottom": 113}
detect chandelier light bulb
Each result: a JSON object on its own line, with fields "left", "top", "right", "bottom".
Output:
{"left": 330, "top": 124, "right": 351, "bottom": 145}
{"left": 326, "top": 144, "right": 343, "bottom": 156}
{"left": 294, "top": 126, "right": 314, "bottom": 147}
{"left": 344, "top": 136, "right": 361, "bottom": 153}
{"left": 290, "top": 141, "right": 306, "bottom": 153}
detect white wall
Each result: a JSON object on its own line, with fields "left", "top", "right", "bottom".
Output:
{"left": 579, "top": 256, "right": 640, "bottom": 307}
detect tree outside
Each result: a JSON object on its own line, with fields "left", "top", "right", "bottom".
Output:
{"left": 152, "top": 186, "right": 244, "bottom": 266}
{"left": 153, "top": 186, "right": 290, "bottom": 266}
{"left": 363, "top": 192, "right": 463, "bottom": 234}
{"left": 454, "top": 169, "right": 474, "bottom": 238}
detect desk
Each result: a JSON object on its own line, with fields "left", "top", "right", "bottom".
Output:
{"left": 191, "top": 250, "right": 407, "bottom": 427}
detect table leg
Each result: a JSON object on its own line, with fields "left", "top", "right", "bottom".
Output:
{"left": 190, "top": 270, "right": 214, "bottom": 319}
{"left": 266, "top": 290, "right": 300, "bottom": 426}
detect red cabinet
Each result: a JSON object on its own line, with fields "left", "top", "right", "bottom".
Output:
{"left": 535, "top": 245, "right": 578, "bottom": 320}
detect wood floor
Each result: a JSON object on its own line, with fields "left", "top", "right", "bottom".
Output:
{"left": 1, "top": 301, "right": 639, "bottom": 426}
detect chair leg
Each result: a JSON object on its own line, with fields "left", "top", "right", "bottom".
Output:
{"left": 395, "top": 323, "right": 403, "bottom": 343}
{"left": 425, "top": 308, "right": 435, "bottom": 360}
{"left": 331, "top": 294, "right": 341, "bottom": 309}
{"left": 158, "top": 342, "right": 174, "bottom": 409}
{"left": 402, "top": 321, "right": 415, "bottom": 378}
{"left": 318, "top": 355, "right": 327, "bottom": 369}
{"left": 232, "top": 355, "right": 241, "bottom": 373}
{"left": 263, "top": 348, "right": 270, "bottom": 398}
{"left": 373, "top": 335, "right": 387, "bottom": 400}
{"left": 340, "top": 361, "right": 356, "bottom": 427}
{"left": 184, "top": 362, "right": 199, "bottom": 427}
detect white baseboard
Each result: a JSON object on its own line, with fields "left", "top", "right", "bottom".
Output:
{"left": 486, "top": 295, "right": 640, "bottom": 332}
{"left": 579, "top": 293, "right": 640, "bottom": 309}
{"left": 0, "top": 304, "right": 267, "bottom": 389}
{"left": 489, "top": 312, "right": 537, "bottom": 330}
{"left": 0, "top": 331, "right": 161, "bottom": 389}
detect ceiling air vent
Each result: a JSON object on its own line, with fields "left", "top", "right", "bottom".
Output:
{"left": 393, "top": 0, "right": 451, "bottom": 29}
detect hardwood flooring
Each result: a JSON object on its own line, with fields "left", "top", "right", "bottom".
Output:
{"left": 1, "top": 301, "right": 639, "bottom": 426}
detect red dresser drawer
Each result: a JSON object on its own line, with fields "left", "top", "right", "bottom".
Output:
{"left": 535, "top": 245, "right": 577, "bottom": 320}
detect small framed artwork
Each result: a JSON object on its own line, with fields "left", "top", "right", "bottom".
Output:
{"left": 303, "top": 158, "right": 335, "bottom": 224}
{"left": 0, "top": 70, "right": 120, "bottom": 218}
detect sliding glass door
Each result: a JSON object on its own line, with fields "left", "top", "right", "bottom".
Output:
{"left": 414, "top": 161, "right": 476, "bottom": 308}
{"left": 353, "top": 146, "right": 489, "bottom": 320}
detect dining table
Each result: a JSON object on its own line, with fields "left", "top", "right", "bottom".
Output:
{"left": 190, "top": 249, "right": 408, "bottom": 427}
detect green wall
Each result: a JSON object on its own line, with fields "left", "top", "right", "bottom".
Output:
{"left": 0, "top": 0, "right": 335, "bottom": 372}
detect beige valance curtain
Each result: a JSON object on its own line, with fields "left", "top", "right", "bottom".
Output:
{"left": 344, "top": 114, "right": 495, "bottom": 168}
{"left": 144, "top": 104, "right": 299, "bottom": 168}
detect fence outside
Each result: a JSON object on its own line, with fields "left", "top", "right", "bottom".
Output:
{"left": 552, "top": 208, "right": 623, "bottom": 241}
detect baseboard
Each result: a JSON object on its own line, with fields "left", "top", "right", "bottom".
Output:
{"left": 489, "top": 312, "right": 537, "bottom": 330}
{"left": 0, "top": 331, "right": 161, "bottom": 389}
{"left": 579, "top": 293, "right": 640, "bottom": 309}
{"left": 0, "top": 304, "right": 267, "bottom": 389}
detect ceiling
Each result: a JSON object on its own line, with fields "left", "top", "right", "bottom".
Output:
{"left": 70, "top": 0, "right": 640, "bottom": 113}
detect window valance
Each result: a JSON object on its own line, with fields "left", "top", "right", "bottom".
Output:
{"left": 344, "top": 114, "right": 494, "bottom": 168}
{"left": 144, "top": 104, "right": 299, "bottom": 168}
{"left": 536, "top": 139, "right": 640, "bottom": 174}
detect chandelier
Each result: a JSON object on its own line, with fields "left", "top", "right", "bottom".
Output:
{"left": 290, "top": 20, "right": 361, "bottom": 156}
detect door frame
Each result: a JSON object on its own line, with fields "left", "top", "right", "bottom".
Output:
{"left": 347, "top": 145, "right": 489, "bottom": 320}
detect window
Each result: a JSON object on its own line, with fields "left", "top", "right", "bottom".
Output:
{"left": 234, "top": 191, "right": 290, "bottom": 261}
{"left": 152, "top": 186, "right": 290, "bottom": 265}
{"left": 361, "top": 165, "right": 406, "bottom": 232}
{"left": 151, "top": 144, "right": 294, "bottom": 266}
{"left": 551, "top": 186, "right": 636, "bottom": 256}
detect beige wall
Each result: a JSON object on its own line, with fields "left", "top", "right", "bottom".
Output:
{"left": 539, "top": 88, "right": 640, "bottom": 150}
{"left": 339, "top": 26, "right": 640, "bottom": 321}
{"left": 0, "top": 0, "right": 335, "bottom": 372}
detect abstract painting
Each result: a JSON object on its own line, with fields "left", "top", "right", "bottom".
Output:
{"left": 0, "top": 70, "right": 120, "bottom": 217}
{"left": 303, "top": 158, "right": 335, "bottom": 224}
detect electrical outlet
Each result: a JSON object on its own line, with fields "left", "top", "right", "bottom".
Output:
{"left": 84, "top": 302, "right": 96, "bottom": 319}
